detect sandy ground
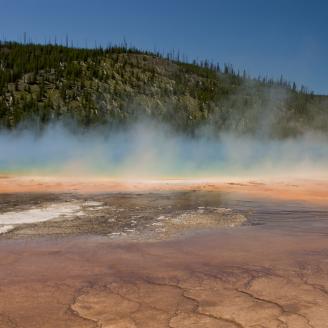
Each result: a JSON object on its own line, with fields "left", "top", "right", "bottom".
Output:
{"left": 0, "top": 176, "right": 328, "bottom": 327}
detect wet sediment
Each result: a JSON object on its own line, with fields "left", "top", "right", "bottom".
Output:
{"left": 0, "top": 191, "right": 247, "bottom": 240}
{"left": 0, "top": 190, "right": 327, "bottom": 327}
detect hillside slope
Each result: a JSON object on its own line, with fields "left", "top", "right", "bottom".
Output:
{"left": 0, "top": 42, "right": 327, "bottom": 137}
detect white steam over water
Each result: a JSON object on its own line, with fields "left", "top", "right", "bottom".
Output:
{"left": 1, "top": 121, "right": 328, "bottom": 179}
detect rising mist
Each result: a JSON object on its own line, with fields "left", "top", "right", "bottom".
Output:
{"left": 1, "top": 118, "right": 328, "bottom": 180}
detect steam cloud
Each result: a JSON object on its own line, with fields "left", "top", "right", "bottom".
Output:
{"left": 1, "top": 119, "right": 328, "bottom": 180}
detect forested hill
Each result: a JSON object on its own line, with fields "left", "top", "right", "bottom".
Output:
{"left": 0, "top": 41, "right": 327, "bottom": 137}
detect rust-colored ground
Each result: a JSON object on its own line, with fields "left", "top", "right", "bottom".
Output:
{"left": 0, "top": 227, "right": 328, "bottom": 328}
{"left": 0, "top": 177, "right": 328, "bottom": 328}
{"left": 1, "top": 175, "right": 328, "bottom": 204}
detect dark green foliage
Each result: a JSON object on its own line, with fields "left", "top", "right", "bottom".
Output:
{"left": 0, "top": 41, "right": 327, "bottom": 137}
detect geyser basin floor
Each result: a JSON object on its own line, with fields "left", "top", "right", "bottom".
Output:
{"left": 1, "top": 175, "right": 328, "bottom": 204}
{"left": 0, "top": 201, "right": 328, "bottom": 327}
{"left": 0, "top": 180, "right": 328, "bottom": 327}
{"left": 0, "top": 192, "right": 247, "bottom": 240}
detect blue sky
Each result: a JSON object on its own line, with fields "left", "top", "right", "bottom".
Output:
{"left": 1, "top": 0, "right": 327, "bottom": 94}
